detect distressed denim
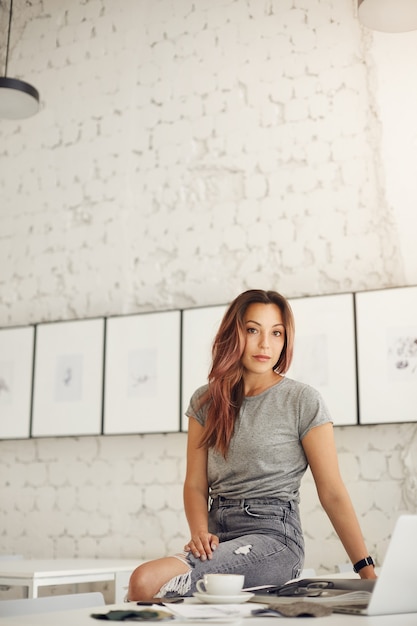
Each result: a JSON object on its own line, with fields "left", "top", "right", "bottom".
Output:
{"left": 160, "top": 496, "right": 304, "bottom": 597}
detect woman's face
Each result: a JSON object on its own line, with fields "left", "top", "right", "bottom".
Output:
{"left": 241, "top": 302, "right": 286, "bottom": 375}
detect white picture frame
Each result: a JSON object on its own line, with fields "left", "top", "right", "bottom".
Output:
{"left": 181, "top": 304, "right": 227, "bottom": 431}
{"left": 0, "top": 325, "right": 35, "bottom": 439}
{"left": 287, "top": 293, "right": 358, "bottom": 426}
{"left": 103, "top": 310, "right": 181, "bottom": 434}
{"left": 356, "top": 285, "right": 417, "bottom": 424}
{"left": 31, "top": 318, "right": 105, "bottom": 437}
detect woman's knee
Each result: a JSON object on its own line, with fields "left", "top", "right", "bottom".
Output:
{"left": 128, "top": 563, "right": 159, "bottom": 601}
{"left": 128, "top": 558, "right": 191, "bottom": 601}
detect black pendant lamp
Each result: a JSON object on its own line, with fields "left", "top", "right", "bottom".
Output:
{"left": 0, "top": 0, "right": 40, "bottom": 119}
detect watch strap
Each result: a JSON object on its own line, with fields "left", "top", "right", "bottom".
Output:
{"left": 353, "top": 556, "right": 374, "bottom": 573}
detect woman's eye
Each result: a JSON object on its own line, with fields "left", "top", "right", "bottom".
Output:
{"left": 273, "top": 330, "right": 282, "bottom": 337}
{"left": 247, "top": 327, "right": 257, "bottom": 334}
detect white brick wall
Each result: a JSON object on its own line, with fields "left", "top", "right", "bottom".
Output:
{"left": 0, "top": 0, "right": 416, "bottom": 587}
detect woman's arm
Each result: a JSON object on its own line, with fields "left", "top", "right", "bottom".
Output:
{"left": 183, "top": 417, "right": 219, "bottom": 561}
{"left": 302, "top": 422, "right": 376, "bottom": 579}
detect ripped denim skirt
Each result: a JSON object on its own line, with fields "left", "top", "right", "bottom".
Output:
{"left": 162, "top": 496, "right": 305, "bottom": 597}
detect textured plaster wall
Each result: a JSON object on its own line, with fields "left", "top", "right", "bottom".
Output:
{"left": 0, "top": 0, "right": 416, "bottom": 587}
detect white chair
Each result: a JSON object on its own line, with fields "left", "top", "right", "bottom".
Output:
{"left": 0, "top": 591, "right": 105, "bottom": 617}
{"left": 0, "top": 555, "right": 23, "bottom": 560}
{"left": 300, "top": 568, "right": 316, "bottom": 577}
{"left": 337, "top": 562, "right": 352, "bottom": 573}
{"left": 0, "top": 555, "right": 24, "bottom": 592}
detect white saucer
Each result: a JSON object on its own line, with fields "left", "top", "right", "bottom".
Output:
{"left": 193, "top": 591, "right": 254, "bottom": 604}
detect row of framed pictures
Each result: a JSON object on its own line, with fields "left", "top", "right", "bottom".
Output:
{"left": 0, "top": 285, "right": 416, "bottom": 439}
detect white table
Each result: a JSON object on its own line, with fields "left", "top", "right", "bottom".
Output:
{"left": 0, "top": 602, "right": 416, "bottom": 626}
{"left": 0, "top": 559, "right": 142, "bottom": 602}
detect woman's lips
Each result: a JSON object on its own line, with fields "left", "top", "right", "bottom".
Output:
{"left": 253, "top": 355, "right": 270, "bottom": 362}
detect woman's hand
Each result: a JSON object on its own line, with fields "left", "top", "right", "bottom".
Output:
{"left": 184, "top": 532, "right": 219, "bottom": 561}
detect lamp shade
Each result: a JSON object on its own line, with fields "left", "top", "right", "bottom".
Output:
{"left": 358, "top": 0, "right": 417, "bottom": 32}
{"left": 0, "top": 76, "right": 40, "bottom": 119}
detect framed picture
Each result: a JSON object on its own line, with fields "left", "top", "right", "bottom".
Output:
{"left": 286, "top": 293, "right": 358, "bottom": 426}
{"left": 31, "top": 318, "right": 105, "bottom": 437}
{"left": 0, "top": 325, "right": 35, "bottom": 439}
{"left": 356, "top": 285, "right": 417, "bottom": 424}
{"left": 181, "top": 304, "right": 227, "bottom": 431}
{"left": 103, "top": 310, "right": 181, "bottom": 434}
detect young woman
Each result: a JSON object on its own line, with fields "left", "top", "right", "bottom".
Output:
{"left": 128, "top": 289, "right": 376, "bottom": 601}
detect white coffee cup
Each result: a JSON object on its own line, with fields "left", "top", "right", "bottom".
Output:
{"left": 196, "top": 573, "right": 245, "bottom": 596}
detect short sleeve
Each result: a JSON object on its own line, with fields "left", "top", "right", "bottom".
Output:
{"left": 298, "top": 384, "right": 333, "bottom": 440}
{"left": 185, "top": 384, "right": 209, "bottom": 426}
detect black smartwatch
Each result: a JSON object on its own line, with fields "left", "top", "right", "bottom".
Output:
{"left": 353, "top": 556, "right": 375, "bottom": 573}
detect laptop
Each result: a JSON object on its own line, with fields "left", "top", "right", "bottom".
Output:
{"left": 251, "top": 515, "right": 417, "bottom": 616}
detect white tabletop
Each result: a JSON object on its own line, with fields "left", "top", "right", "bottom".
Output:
{"left": 0, "top": 558, "right": 142, "bottom": 602}
{"left": 0, "top": 602, "right": 416, "bottom": 626}
{"left": 0, "top": 559, "right": 140, "bottom": 579}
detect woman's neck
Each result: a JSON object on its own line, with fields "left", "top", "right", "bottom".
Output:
{"left": 244, "top": 373, "right": 283, "bottom": 397}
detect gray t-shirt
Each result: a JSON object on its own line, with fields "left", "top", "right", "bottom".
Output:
{"left": 185, "top": 377, "right": 333, "bottom": 502}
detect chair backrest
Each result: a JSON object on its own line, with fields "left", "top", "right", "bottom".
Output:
{"left": 0, "top": 591, "right": 105, "bottom": 617}
{"left": 0, "top": 555, "right": 23, "bottom": 560}
{"left": 300, "top": 568, "right": 316, "bottom": 577}
{"left": 337, "top": 562, "right": 352, "bottom": 573}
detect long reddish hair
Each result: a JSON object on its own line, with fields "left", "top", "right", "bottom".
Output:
{"left": 199, "top": 290, "right": 295, "bottom": 456}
